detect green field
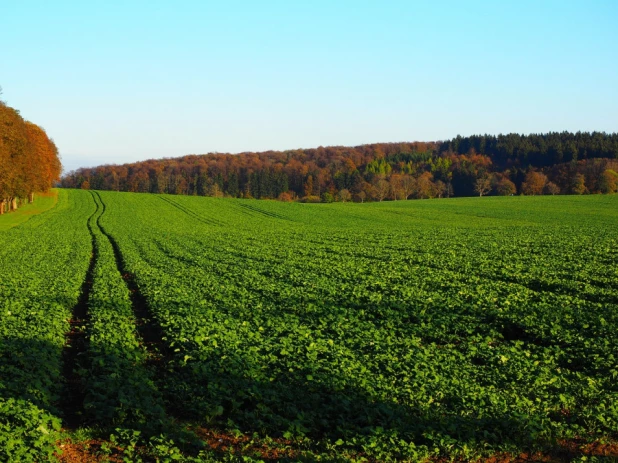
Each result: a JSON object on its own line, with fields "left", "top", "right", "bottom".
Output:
{"left": 1, "top": 190, "right": 617, "bottom": 462}
{"left": 0, "top": 190, "right": 59, "bottom": 231}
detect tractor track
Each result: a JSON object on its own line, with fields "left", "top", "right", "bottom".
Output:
{"left": 60, "top": 195, "right": 99, "bottom": 429}
{"left": 92, "top": 191, "right": 170, "bottom": 366}
{"left": 158, "top": 195, "right": 224, "bottom": 226}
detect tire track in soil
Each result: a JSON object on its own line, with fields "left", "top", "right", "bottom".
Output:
{"left": 92, "top": 192, "right": 170, "bottom": 373}
{"left": 158, "top": 195, "right": 224, "bottom": 226}
{"left": 237, "top": 202, "right": 294, "bottom": 221}
{"left": 61, "top": 192, "right": 99, "bottom": 430}
{"left": 89, "top": 192, "right": 204, "bottom": 454}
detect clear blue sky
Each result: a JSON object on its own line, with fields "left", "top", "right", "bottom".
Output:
{"left": 2, "top": 1, "right": 617, "bottom": 172}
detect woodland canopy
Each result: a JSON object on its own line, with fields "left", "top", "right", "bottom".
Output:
{"left": 0, "top": 94, "right": 61, "bottom": 213}
{"left": 61, "top": 132, "right": 618, "bottom": 201}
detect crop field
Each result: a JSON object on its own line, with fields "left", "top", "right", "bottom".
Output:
{"left": 0, "top": 190, "right": 59, "bottom": 232}
{"left": 0, "top": 190, "right": 617, "bottom": 462}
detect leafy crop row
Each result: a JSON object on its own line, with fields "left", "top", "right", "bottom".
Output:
{"left": 95, "top": 192, "right": 618, "bottom": 461}
{"left": 0, "top": 190, "right": 94, "bottom": 461}
{"left": 2, "top": 190, "right": 616, "bottom": 461}
{"left": 80, "top": 191, "right": 167, "bottom": 430}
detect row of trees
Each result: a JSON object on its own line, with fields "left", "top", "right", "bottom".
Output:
{"left": 473, "top": 165, "right": 618, "bottom": 197}
{"left": 60, "top": 132, "right": 618, "bottom": 202}
{"left": 0, "top": 89, "right": 61, "bottom": 213}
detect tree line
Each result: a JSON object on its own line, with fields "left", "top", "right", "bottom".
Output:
{"left": 61, "top": 132, "right": 618, "bottom": 201}
{"left": 0, "top": 89, "right": 61, "bottom": 213}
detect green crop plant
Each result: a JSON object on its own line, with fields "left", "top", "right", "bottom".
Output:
{"left": 1, "top": 190, "right": 617, "bottom": 461}
{"left": 0, "top": 190, "right": 94, "bottom": 461}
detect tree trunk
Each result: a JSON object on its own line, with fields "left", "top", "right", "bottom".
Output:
{"left": 29, "top": 192, "right": 34, "bottom": 203}
{"left": 0, "top": 200, "right": 5, "bottom": 215}
{"left": 10, "top": 198, "right": 18, "bottom": 211}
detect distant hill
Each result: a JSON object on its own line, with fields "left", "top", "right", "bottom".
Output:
{"left": 61, "top": 132, "right": 618, "bottom": 200}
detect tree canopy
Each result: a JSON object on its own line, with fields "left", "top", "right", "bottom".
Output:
{"left": 61, "top": 132, "right": 618, "bottom": 201}
{"left": 0, "top": 100, "right": 61, "bottom": 213}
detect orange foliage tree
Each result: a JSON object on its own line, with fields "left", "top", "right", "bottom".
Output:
{"left": 0, "top": 99, "right": 61, "bottom": 214}
{"left": 59, "top": 133, "right": 618, "bottom": 202}
{"left": 522, "top": 171, "right": 548, "bottom": 195}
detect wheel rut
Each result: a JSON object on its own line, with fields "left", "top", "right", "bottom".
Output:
{"left": 60, "top": 191, "right": 201, "bottom": 451}
{"left": 159, "top": 195, "right": 223, "bottom": 226}
{"left": 60, "top": 194, "right": 99, "bottom": 429}
{"left": 92, "top": 191, "right": 170, "bottom": 366}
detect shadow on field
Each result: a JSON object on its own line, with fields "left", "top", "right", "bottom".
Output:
{"left": 0, "top": 336, "right": 171, "bottom": 437}
{"left": 0, "top": 335, "right": 205, "bottom": 462}
{"left": 159, "top": 351, "right": 553, "bottom": 458}
{"left": 0, "top": 336, "right": 65, "bottom": 415}
{"left": 1, "top": 335, "right": 615, "bottom": 461}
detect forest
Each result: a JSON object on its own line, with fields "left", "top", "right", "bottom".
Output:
{"left": 0, "top": 90, "right": 61, "bottom": 213}
{"left": 60, "top": 132, "right": 618, "bottom": 201}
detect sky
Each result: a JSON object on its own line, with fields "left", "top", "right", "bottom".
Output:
{"left": 1, "top": 0, "right": 617, "bottom": 173}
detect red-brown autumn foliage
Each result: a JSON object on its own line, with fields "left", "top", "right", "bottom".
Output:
{"left": 60, "top": 133, "right": 618, "bottom": 202}
{"left": 0, "top": 101, "right": 61, "bottom": 213}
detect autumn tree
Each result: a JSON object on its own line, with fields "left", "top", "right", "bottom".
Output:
{"left": 474, "top": 176, "right": 492, "bottom": 196}
{"left": 495, "top": 178, "right": 516, "bottom": 196}
{"left": 371, "top": 178, "right": 390, "bottom": 202}
{"left": 399, "top": 174, "right": 416, "bottom": 199}
{"left": 544, "top": 182, "right": 560, "bottom": 195}
{"left": 521, "top": 171, "right": 548, "bottom": 195}
{"left": 434, "top": 180, "right": 447, "bottom": 198}
{"left": 389, "top": 174, "right": 408, "bottom": 200}
{"left": 278, "top": 191, "right": 294, "bottom": 202}
{"left": 209, "top": 182, "right": 223, "bottom": 197}
{"left": 0, "top": 102, "right": 28, "bottom": 211}
{"left": 338, "top": 189, "right": 351, "bottom": 202}
{"left": 58, "top": 132, "right": 618, "bottom": 202}
{"left": 445, "top": 182, "right": 454, "bottom": 198}
{"left": 354, "top": 190, "right": 366, "bottom": 203}
{"left": 0, "top": 98, "right": 61, "bottom": 213}
{"left": 24, "top": 122, "right": 61, "bottom": 201}
{"left": 303, "top": 175, "right": 314, "bottom": 198}
{"left": 570, "top": 173, "right": 586, "bottom": 194}
{"left": 416, "top": 172, "right": 435, "bottom": 199}
{"left": 598, "top": 169, "right": 618, "bottom": 194}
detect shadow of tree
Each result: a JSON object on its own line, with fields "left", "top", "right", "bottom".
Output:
{"left": 158, "top": 349, "right": 555, "bottom": 460}
{"left": 0, "top": 322, "right": 616, "bottom": 461}
{"left": 0, "top": 335, "right": 199, "bottom": 460}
